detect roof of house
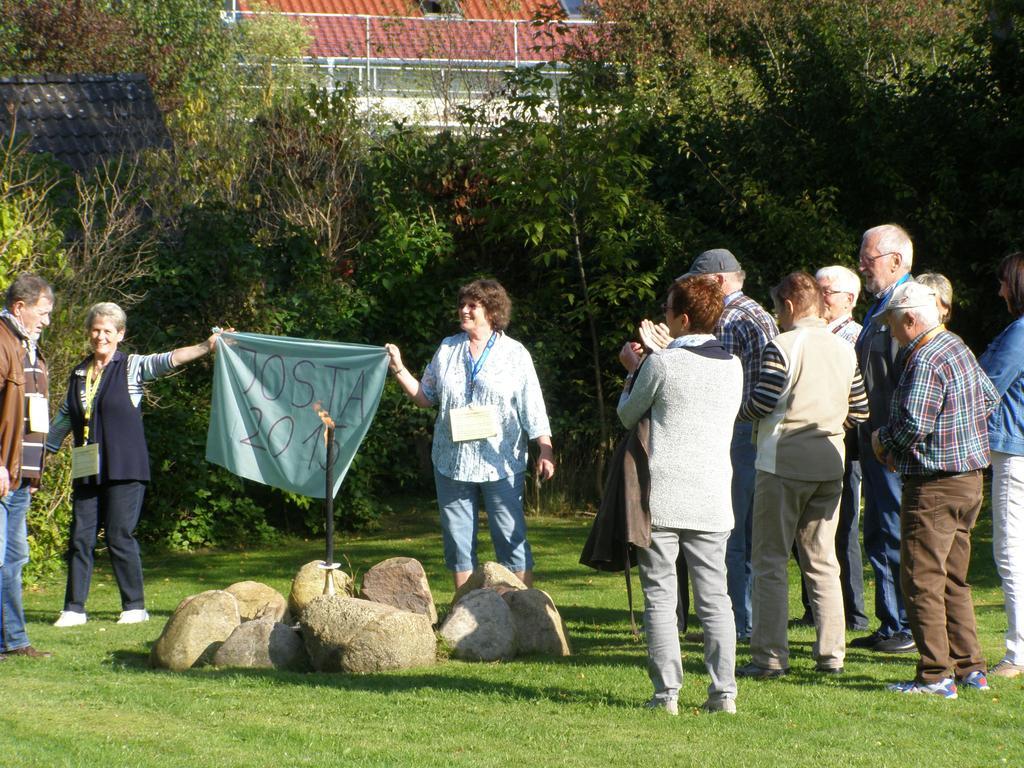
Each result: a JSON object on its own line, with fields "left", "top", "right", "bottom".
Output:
{"left": 300, "top": 14, "right": 578, "bottom": 62}
{"left": 0, "top": 73, "right": 170, "bottom": 172}
{"left": 237, "top": 0, "right": 556, "bottom": 21}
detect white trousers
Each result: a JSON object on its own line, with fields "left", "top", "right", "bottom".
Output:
{"left": 991, "top": 451, "right": 1024, "bottom": 664}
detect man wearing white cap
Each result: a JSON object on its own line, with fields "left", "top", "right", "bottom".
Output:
{"left": 676, "top": 248, "right": 778, "bottom": 640}
{"left": 873, "top": 281, "right": 998, "bottom": 698}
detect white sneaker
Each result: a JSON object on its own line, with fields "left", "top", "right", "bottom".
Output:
{"left": 117, "top": 609, "right": 150, "bottom": 624}
{"left": 54, "top": 610, "right": 87, "bottom": 627}
{"left": 643, "top": 697, "right": 679, "bottom": 716}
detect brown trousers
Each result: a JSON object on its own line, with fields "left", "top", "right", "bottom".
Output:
{"left": 901, "top": 471, "right": 986, "bottom": 683}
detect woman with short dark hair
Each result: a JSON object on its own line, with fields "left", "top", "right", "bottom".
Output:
{"left": 979, "top": 252, "right": 1024, "bottom": 678}
{"left": 618, "top": 275, "right": 742, "bottom": 715}
{"left": 385, "top": 279, "right": 554, "bottom": 589}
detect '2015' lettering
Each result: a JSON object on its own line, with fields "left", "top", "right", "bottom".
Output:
{"left": 240, "top": 406, "right": 340, "bottom": 469}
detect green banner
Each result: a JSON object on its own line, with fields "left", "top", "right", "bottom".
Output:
{"left": 205, "top": 332, "right": 388, "bottom": 498}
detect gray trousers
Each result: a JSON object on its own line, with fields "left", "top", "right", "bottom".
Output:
{"left": 638, "top": 527, "right": 737, "bottom": 704}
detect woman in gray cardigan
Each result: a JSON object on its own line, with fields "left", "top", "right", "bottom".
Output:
{"left": 617, "top": 275, "right": 743, "bottom": 715}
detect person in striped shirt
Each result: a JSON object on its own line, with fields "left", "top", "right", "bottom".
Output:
{"left": 735, "top": 272, "right": 868, "bottom": 679}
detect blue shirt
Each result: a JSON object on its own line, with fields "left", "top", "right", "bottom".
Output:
{"left": 421, "top": 332, "right": 551, "bottom": 482}
{"left": 979, "top": 315, "right": 1024, "bottom": 456}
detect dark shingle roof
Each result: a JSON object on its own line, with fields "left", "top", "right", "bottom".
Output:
{"left": 0, "top": 73, "right": 171, "bottom": 172}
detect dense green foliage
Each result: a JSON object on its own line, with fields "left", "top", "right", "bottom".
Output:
{"left": 2, "top": 1, "right": 1024, "bottom": 575}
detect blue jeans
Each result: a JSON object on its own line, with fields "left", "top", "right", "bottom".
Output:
{"left": 726, "top": 422, "right": 756, "bottom": 638}
{"left": 859, "top": 444, "right": 908, "bottom": 636}
{"left": 1, "top": 481, "right": 32, "bottom": 653}
{"left": 433, "top": 470, "right": 532, "bottom": 573}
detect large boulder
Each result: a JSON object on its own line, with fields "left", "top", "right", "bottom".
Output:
{"left": 360, "top": 557, "right": 437, "bottom": 624}
{"left": 289, "top": 561, "right": 352, "bottom": 620}
{"left": 150, "top": 590, "right": 241, "bottom": 671}
{"left": 225, "top": 581, "right": 291, "bottom": 624}
{"left": 503, "top": 589, "right": 571, "bottom": 657}
{"left": 300, "top": 595, "right": 437, "bottom": 674}
{"left": 213, "top": 619, "right": 310, "bottom": 671}
{"left": 439, "top": 588, "right": 516, "bottom": 662}
{"left": 451, "top": 562, "right": 526, "bottom": 605}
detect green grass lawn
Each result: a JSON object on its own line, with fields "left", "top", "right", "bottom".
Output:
{"left": 4, "top": 496, "right": 1022, "bottom": 768}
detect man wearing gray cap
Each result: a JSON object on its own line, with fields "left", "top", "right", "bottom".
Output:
{"left": 872, "top": 281, "right": 997, "bottom": 697}
{"left": 679, "top": 248, "right": 778, "bottom": 639}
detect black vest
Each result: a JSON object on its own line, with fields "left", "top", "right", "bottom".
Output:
{"left": 66, "top": 351, "right": 150, "bottom": 484}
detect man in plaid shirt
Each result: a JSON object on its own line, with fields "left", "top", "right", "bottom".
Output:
{"left": 679, "top": 249, "right": 778, "bottom": 639}
{"left": 873, "top": 281, "right": 999, "bottom": 698}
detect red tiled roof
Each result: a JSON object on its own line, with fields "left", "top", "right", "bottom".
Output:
{"left": 237, "top": 0, "right": 557, "bottom": 21}
{"left": 303, "top": 15, "right": 580, "bottom": 62}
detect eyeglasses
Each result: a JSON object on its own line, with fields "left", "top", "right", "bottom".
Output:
{"left": 859, "top": 250, "right": 898, "bottom": 265}
{"left": 822, "top": 289, "right": 853, "bottom": 297}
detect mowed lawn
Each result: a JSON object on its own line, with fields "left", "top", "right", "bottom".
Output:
{"left": 4, "top": 495, "right": 1022, "bottom": 768}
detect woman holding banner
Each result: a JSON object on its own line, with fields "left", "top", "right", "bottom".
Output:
{"left": 385, "top": 279, "right": 555, "bottom": 589}
{"left": 46, "top": 302, "right": 224, "bottom": 627}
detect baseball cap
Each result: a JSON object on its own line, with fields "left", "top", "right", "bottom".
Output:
{"left": 678, "top": 248, "right": 742, "bottom": 279}
{"left": 882, "top": 281, "right": 936, "bottom": 315}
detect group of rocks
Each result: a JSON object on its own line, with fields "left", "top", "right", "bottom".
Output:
{"left": 149, "top": 558, "right": 571, "bottom": 673}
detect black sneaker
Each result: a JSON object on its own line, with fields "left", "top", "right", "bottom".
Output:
{"left": 848, "top": 630, "right": 887, "bottom": 649}
{"left": 874, "top": 631, "right": 916, "bottom": 654}
{"left": 736, "top": 662, "right": 789, "bottom": 679}
{"left": 815, "top": 664, "right": 845, "bottom": 675}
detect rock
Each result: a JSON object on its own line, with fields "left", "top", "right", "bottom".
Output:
{"left": 503, "top": 589, "right": 571, "bottom": 657}
{"left": 451, "top": 562, "right": 526, "bottom": 605}
{"left": 288, "top": 561, "right": 352, "bottom": 620}
{"left": 439, "top": 588, "right": 516, "bottom": 661}
{"left": 150, "top": 590, "right": 241, "bottom": 671}
{"left": 300, "top": 595, "right": 436, "bottom": 673}
{"left": 213, "top": 619, "right": 310, "bottom": 671}
{"left": 360, "top": 557, "right": 437, "bottom": 624}
{"left": 225, "top": 581, "right": 291, "bottom": 623}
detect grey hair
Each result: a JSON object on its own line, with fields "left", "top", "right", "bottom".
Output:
{"left": 891, "top": 300, "right": 940, "bottom": 330}
{"left": 915, "top": 272, "right": 953, "bottom": 321}
{"left": 5, "top": 274, "right": 53, "bottom": 309}
{"left": 85, "top": 302, "right": 127, "bottom": 333}
{"left": 815, "top": 265, "right": 861, "bottom": 302}
{"left": 862, "top": 224, "right": 914, "bottom": 269}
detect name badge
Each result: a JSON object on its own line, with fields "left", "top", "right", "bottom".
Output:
{"left": 450, "top": 405, "right": 498, "bottom": 442}
{"left": 71, "top": 444, "right": 100, "bottom": 479}
{"left": 28, "top": 394, "right": 49, "bottom": 433}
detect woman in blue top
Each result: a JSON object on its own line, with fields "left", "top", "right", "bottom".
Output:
{"left": 979, "top": 252, "right": 1024, "bottom": 679}
{"left": 385, "top": 279, "right": 555, "bottom": 589}
{"left": 46, "top": 302, "right": 223, "bottom": 628}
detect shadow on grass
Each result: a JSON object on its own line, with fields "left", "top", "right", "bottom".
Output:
{"left": 107, "top": 648, "right": 641, "bottom": 708}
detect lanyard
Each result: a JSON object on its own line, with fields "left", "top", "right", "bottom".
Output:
{"left": 831, "top": 317, "right": 852, "bottom": 336}
{"left": 83, "top": 363, "right": 104, "bottom": 442}
{"left": 466, "top": 332, "right": 497, "bottom": 397}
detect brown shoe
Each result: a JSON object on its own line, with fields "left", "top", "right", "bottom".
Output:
{"left": 6, "top": 645, "right": 52, "bottom": 659}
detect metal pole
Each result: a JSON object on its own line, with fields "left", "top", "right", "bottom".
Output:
{"left": 321, "top": 424, "right": 339, "bottom": 595}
